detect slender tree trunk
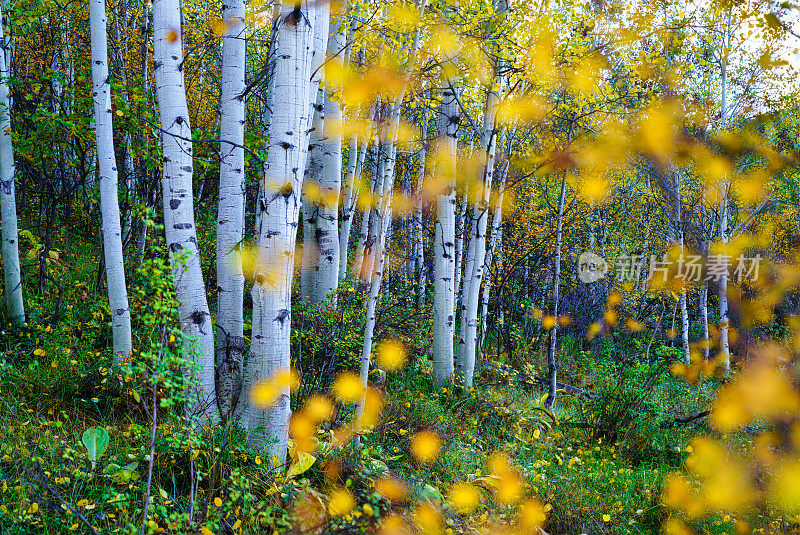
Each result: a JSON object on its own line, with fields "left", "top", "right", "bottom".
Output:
{"left": 699, "top": 207, "right": 710, "bottom": 360}
{"left": 717, "top": 23, "right": 731, "bottom": 373}
{"left": 355, "top": 147, "right": 393, "bottom": 442}
{"left": 453, "top": 140, "right": 472, "bottom": 308}
{"left": 414, "top": 116, "right": 428, "bottom": 314}
{"left": 432, "top": 85, "right": 459, "bottom": 384}
{"left": 338, "top": 135, "right": 368, "bottom": 281}
{"left": 479, "top": 159, "right": 508, "bottom": 354}
{"left": 0, "top": 3, "right": 23, "bottom": 323}
{"left": 153, "top": 0, "right": 217, "bottom": 422}
{"left": 89, "top": 0, "right": 133, "bottom": 363}
{"left": 671, "top": 170, "right": 690, "bottom": 365}
{"left": 456, "top": 85, "right": 499, "bottom": 387}
{"left": 545, "top": 173, "right": 567, "bottom": 410}
{"left": 719, "top": 182, "right": 731, "bottom": 372}
{"left": 238, "top": 0, "right": 315, "bottom": 463}
{"left": 352, "top": 137, "right": 380, "bottom": 280}
{"left": 215, "top": 0, "right": 246, "bottom": 418}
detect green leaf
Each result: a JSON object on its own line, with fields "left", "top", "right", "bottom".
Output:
{"left": 82, "top": 427, "right": 110, "bottom": 470}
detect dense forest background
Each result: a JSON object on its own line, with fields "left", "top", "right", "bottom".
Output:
{"left": 1, "top": 0, "right": 800, "bottom": 533}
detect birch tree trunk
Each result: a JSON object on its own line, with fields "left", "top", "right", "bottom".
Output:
{"left": 352, "top": 137, "right": 380, "bottom": 280}
{"left": 414, "top": 115, "right": 428, "bottom": 313}
{"left": 153, "top": 0, "right": 217, "bottom": 422}
{"left": 238, "top": 0, "right": 315, "bottom": 463}
{"left": 300, "top": 92, "right": 325, "bottom": 301}
{"left": 545, "top": 173, "right": 567, "bottom": 410}
{"left": 355, "top": 147, "right": 393, "bottom": 443}
{"left": 453, "top": 140, "right": 472, "bottom": 307}
{"left": 699, "top": 207, "right": 710, "bottom": 360}
{"left": 671, "top": 170, "right": 690, "bottom": 365}
{"left": 309, "top": 24, "right": 345, "bottom": 302}
{"left": 719, "top": 183, "right": 731, "bottom": 373}
{"left": 90, "top": 0, "right": 133, "bottom": 363}
{"left": 215, "top": 0, "right": 246, "bottom": 418}
{"left": 456, "top": 84, "right": 499, "bottom": 387}
{"left": 432, "top": 86, "right": 459, "bottom": 384}
{"left": 479, "top": 159, "right": 508, "bottom": 354}
{"left": 338, "top": 135, "right": 368, "bottom": 281}
{"left": 0, "top": 2, "right": 23, "bottom": 323}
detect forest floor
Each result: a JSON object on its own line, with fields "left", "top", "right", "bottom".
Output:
{"left": 0, "top": 321, "right": 751, "bottom": 535}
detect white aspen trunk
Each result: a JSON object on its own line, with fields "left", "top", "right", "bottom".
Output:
{"left": 355, "top": 153, "right": 393, "bottom": 442}
{"left": 215, "top": 0, "right": 246, "bottom": 418}
{"left": 354, "top": 135, "right": 384, "bottom": 281}
{"left": 310, "top": 24, "right": 345, "bottom": 302}
{"left": 545, "top": 173, "right": 567, "bottom": 410}
{"left": 338, "top": 135, "right": 368, "bottom": 281}
{"left": 453, "top": 139, "right": 473, "bottom": 310}
{"left": 414, "top": 116, "right": 428, "bottom": 313}
{"left": 479, "top": 159, "right": 507, "bottom": 354}
{"left": 719, "top": 183, "right": 731, "bottom": 372}
{"left": 254, "top": 0, "right": 283, "bottom": 238}
{"left": 0, "top": 2, "right": 22, "bottom": 323}
{"left": 432, "top": 86, "right": 459, "bottom": 384}
{"left": 153, "top": 0, "right": 217, "bottom": 422}
{"left": 699, "top": 207, "right": 710, "bottom": 360}
{"left": 111, "top": 8, "right": 136, "bottom": 248}
{"left": 89, "top": 0, "right": 133, "bottom": 363}
{"left": 352, "top": 137, "right": 379, "bottom": 279}
{"left": 672, "top": 170, "right": 690, "bottom": 365}
{"left": 300, "top": 91, "right": 325, "bottom": 302}
{"left": 456, "top": 85, "right": 499, "bottom": 387}
{"left": 718, "top": 21, "right": 731, "bottom": 373}
{"left": 239, "top": 0, "right": 315, "bottom": 463}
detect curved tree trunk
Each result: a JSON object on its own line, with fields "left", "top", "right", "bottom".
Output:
{"left": 153, "top": 0, "right": 217, "bottom": 422}
{"left": 215, "top": 0, "right": 246, "bottom": 418}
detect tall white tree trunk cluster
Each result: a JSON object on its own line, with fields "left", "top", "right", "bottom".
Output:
{"left": 153, "top": 0, "right": 218, "bottom": 422}
{"left": 0, "top": 3, "right": 23, "bottom": 323}
{"left": 89, "top": 0, "right": 133, "bottom": 363}
{"left": 216, "top": 0, "right": 247, "bottom": 418}
{"left": 238, "top": 0, "right": 316, "bottom": 463}
{"left": 456, "top": 83, "right": 499, "bottom": 387}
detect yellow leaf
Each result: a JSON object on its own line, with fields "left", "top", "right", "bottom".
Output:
{"left": 410, "top": 430, "right": 440, "bottom": 464}
{"left": 448, "top": 483, "right": 480, "bottom": 513}
{"left": 332, "top": 371, "right": 364, "bottom": 403}
{"left": 250, "top": 369, "right": 298, "bottom": 408}
{"left": 328, "top": 488, "right": 355, "bottom": 516}
{"left": 377, "top": 339, "right": 407, "bottom": 371}
{"left": 286, "top": 451, "right": 316, "bottom": 479}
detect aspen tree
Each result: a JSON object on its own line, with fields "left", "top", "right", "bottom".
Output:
{"left": 0, "top": 2, "right": 23, "bottom": 323}
{"left": 216, "top": 0, "right": 247, "bottom": 417}
{"left": 89, "top": 0, "right": 133, "bottom": 363}
{"left": 153, "top": 0, "right": 218, "bottom": 421}
{"left": 239, "top": 0, "right": 315, "bottom": 462}
{"left": 432, "top": 85, "right": 459, "bottom": 384}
